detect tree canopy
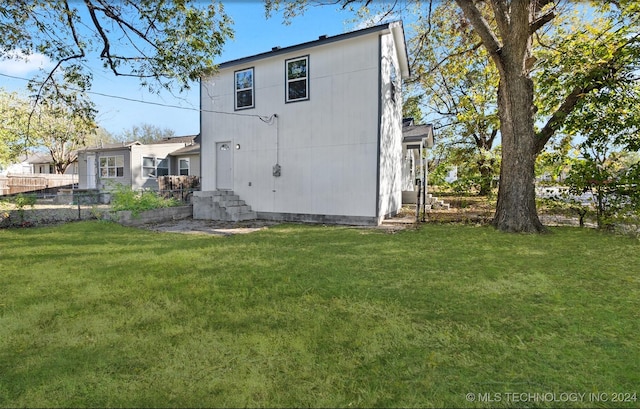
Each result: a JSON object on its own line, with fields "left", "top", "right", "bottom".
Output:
{"left": 0, "top": 1, "right": 233, "bottom": 97}
{"left": 117, "top": 123, "right": 177, "bottom": 144}
{"left": 0, "top": 87, "right": 97, "bottom": 173}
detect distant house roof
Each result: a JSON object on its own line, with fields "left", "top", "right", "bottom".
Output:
{"left": 81, "top": 141, "right": 141, "bottom": 152}
{"left": 80, "top": 135, "right": 198, "bottom": 152}
{"left": 26, "top": 152, "right": 55, "bottom": 164}
{"left": 148, "top": 135, "right": 198, "bottom": 145}
{"left": 170, "top": 143, "right": 200, "bottom": 156}
{"left": 213, "top": 21, "right": 410, "bottom": 78}
{"left": 403, "top": 119, "right": 434, "bottom": 149}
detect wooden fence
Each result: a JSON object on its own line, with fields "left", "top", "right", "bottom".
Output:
{"left": 0, "top": 174, "right": 77, "bottom": 196}
{"left": 157, "top": 175, "right": 201, "bottom": 203}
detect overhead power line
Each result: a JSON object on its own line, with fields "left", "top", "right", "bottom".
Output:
{"left": 0, "top": 72, "right": 274, "bottom": 121}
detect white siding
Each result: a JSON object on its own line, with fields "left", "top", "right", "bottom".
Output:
{"left": 200, "top": 23, "right": 408, "bottom": 224}
{"left": 377, "top": 31, "right": 403, "bottom": 221}
{"left": 201, "top": 34, "right": 382, "bottom": 219}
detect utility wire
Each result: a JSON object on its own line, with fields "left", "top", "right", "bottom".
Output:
{"left": 0, "top": 72, "right": 275, "bottom": 121}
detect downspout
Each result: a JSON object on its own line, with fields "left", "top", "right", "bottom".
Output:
{"left": 198, "top": 77, "right": 203, "bottom": 186}
{"left": 375, "top": 33, "right": 383, "bottom": 223}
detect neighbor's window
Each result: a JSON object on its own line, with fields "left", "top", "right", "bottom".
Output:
{"left": 286, "top": 56, "right": 309, "bottom": 102}
{"left": 235, "top": 67, "right": 254, "bottom": 110}
{"left": 157, "top": 158, "right": 169, "bottom": 176}
{"left": 142, "top": 157, "right": 169, "bottom": 178}
{"left": 99, "top": 155, "right": 124, "bottom": 178}
{"left": 179, "top": 158, "right": 190, "bottom": 176}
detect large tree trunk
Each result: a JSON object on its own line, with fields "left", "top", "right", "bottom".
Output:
{"left": 492, "top": 70, "right": 545, "bottom": 232}
{"left": 454, "top": 0, "right": 557, "bottom": 232}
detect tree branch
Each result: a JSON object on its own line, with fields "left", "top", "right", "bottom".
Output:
{"left": 534, "top": 32, "right": 640, "bottom": 153}
{"left": 535, "top": 70, "right": 612, "bottom": 154}
{"left": 530, "top": 10, "right": 555, "bottom": 35}
{"left": 490, "top": 0, "right": 510, "bottom": 37}
{"left": 454, "top": 0, "right": 503, "bottom": 69}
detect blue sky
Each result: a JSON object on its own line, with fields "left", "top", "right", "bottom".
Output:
{"left": 0, "top": 1, "right": 376, "bottom": 138}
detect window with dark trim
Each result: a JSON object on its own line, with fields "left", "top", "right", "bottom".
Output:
{"left": 286, "top": 56, "right": 309, "bottom": 102}
{"left": 235, "top": 68, "right": 254, "bottom": 110}
{"left": 179, "top": 158, "right": 190, "bottom": 176}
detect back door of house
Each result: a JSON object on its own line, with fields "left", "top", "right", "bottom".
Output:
{"left": 216, "top": 142, "right": 233, "bottom": 190}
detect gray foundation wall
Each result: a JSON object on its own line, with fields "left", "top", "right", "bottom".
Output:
{"left": 256, "top": 211, "right": 380, "bottom": 226}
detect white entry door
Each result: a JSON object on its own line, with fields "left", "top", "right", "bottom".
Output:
{"left": 216, "top": 142, "right": 233, "bottom": 190}
{"left": 86, "top": 155, "right": 96, "bottom": 189}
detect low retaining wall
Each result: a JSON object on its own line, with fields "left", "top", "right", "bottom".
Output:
{"left": 1, "top": 204, "right": 192, "bottom": 228}
{"left": 0, "top": 205, "right": 111, "bottom": 228}
{"left": 113, "top": 205, "right": 193, "bottom": 227}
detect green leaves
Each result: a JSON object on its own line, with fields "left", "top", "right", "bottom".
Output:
{"left": 0, "top": 1, "right": 234, "bottom": 95}
{"left": 534, "top": 1, "right": 640, "bottom": 151}
{"left": 0, "top": 85, "right": 96, "bottom": 172}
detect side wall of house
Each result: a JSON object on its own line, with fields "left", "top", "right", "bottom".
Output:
{"left": 377, "top": 31, "right": 404, "bottom": 222}
{"left": 201, "top": 34, "right": 382, "bottom": 223}
{"left": 169, "top": 154, "right": 200, "bottom": 177}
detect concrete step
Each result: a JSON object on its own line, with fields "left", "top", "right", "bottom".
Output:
{"left": 223, "top": 205, "right": 252, "bottom": 214}
{"left": 213, "top": 194, "right": 240, "bottom": 203}
{"left": 219, "top": 199, "right": 245, "bottom": 207}
{"left": 194, "top": 190, "right": 256, "bottom": 221}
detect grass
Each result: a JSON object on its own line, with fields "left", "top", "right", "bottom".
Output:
{"left": 0, "top": 221, "right": 638, "bottom": 408}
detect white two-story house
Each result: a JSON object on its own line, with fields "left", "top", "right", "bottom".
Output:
{"left": 196, "top": 21, "right": 410, "bottom": 225}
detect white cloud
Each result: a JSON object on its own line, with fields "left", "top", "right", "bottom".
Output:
{"left": 0, "top": 49, "right": 54, "bottom": 76}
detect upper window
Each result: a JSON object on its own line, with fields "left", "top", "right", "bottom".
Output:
{"left": 100, "top": 155, "right": 124, "bottom": 178}
{"left": 142, "top": 157, "right": 169, "bottom": 178}
{"left": 235, "top": 68, "right": 254, "bottom": 110}
{"left": 286, "top": 56, "right": 309, "bottom": 103}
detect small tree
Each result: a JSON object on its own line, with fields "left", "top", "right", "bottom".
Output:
{"left": 565, "top": 142, "right": 640, "bottom": 230}
{"left": 0, "top": 85, "right": 97, "bottom": 174}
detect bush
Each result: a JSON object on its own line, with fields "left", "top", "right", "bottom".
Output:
{"left": 110, "top": 184, "right": 180, "bottom": 216}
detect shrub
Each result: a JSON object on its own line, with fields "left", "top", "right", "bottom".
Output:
{"left": 110, "top": 184, "right": 180, "bottom": 216}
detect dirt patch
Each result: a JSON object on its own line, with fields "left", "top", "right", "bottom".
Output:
{"left": 143, "top": 218, "right": 281, "bottom": 236}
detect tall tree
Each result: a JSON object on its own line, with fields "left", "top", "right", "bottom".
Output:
{"left": 451, "top": 0, "right": 555, "bottom": 232}
{"left": 0, "top": 86, "right": 97, "bottom": 174}
{"left": 454, "top": 0, "right": 640, "bottom": 232}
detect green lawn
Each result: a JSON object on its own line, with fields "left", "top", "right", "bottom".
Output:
{"left": 0, "top": 221, "right": 638, "bottom": 408}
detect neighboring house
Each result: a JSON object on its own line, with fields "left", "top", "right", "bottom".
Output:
{"left": 77, "top": 135, "right": 198, "bottom": 191}
{"left": 1, "top": 153, "right": 79, "bottom": 195}
{"left": 197, "top": 21, "right": 412, "bottom": 225}
{"left": 401, "top": 119, "right": 434, "bottom": 204}
{"left": 1, "top": 153, "right": 77, "bottom": 175}
{"left": 0, "top": 154, "right": 32, "bottom": 175}
{"left": 27, "top": 152, "right": 78, "bottom": 175}
{"left": 168, "top": 134, "right": 201, "bottom": 178}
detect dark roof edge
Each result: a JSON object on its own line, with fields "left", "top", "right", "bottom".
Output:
{"left": 216, "top": 21, "right": 401, "bottom": 70}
